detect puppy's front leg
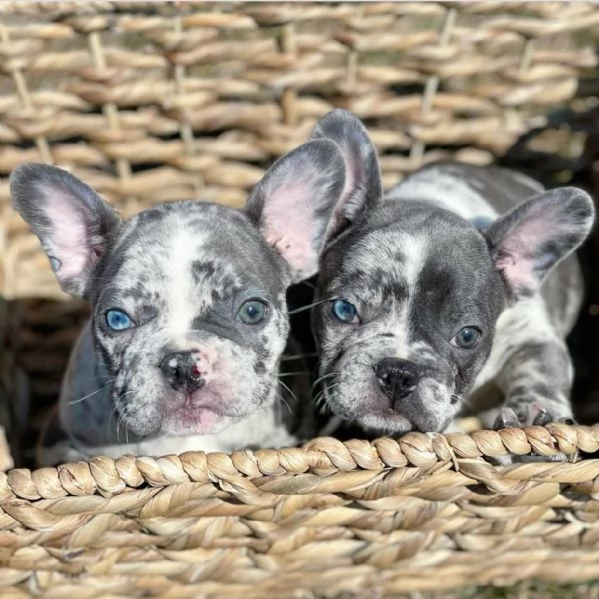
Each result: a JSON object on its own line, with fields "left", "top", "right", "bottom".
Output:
{"left": 486, "top": 302, "right": 576, "bottom": 463}
{"left": 493, "top": 336, "right": 574, "bottom": 429}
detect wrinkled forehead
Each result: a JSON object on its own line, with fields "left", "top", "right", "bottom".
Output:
{"left": 96, "top": 202, "right": 285, "bottom": 299}
{"left": 328, "top": 218, "right": 496, "bottom": 306}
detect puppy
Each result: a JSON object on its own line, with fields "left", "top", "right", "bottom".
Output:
{"left": 10, "top": 139, "right": 348, "bottom": 465}
{"left": 310, "top": 110, "right": 595, "bottom": 439}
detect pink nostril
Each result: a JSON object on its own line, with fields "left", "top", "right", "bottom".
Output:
{"left": 191, "top": 362, "right": 202, "bottom": 377}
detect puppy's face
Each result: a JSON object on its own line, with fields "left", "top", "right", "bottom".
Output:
{"left": 10, "top": 138, "right": 348, "bottom": 439}
{"left": 314, "top": 203, "right": 505, "bottom": 434}
{"left": 91, "top": 202, "right": 290, "bottom": 437}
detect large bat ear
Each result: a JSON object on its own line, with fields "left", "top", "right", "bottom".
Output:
{"left": 245, "top": 139, "right": 347, "bottom": 284}
{"left": 485, "top": 186, "right": 595, "bottom": 299}
{"left": 311, "top": 109, "right": 383, "bottom": 238}
{"left": 10, "top": 163, "right": 121, "bottom": 298}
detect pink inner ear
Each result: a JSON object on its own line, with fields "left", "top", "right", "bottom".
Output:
{"left": 43, "top": 188, "right": 93, "bottom": 280}
{"left": 262, "top": 182, "right": 319, "bottom": 280}
{"left": 495, "top": 251, "right": 534, "bottom": 293}
{"left": 495, "top": 202, "right": 563, "bottom": 293}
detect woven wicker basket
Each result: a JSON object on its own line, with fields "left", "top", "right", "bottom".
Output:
{"left": 1, "top": 2, "right": 599, "bottom": 596}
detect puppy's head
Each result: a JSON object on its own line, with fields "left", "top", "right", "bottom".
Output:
{"left": 310, "top": 111, "right": 595, "bottom": 435}
{"left": 10, "top": 140, "right": 347, "bottom": 438}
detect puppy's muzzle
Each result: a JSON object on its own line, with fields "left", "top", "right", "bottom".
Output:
{"left": 376, "top": 358, "right": 420, "bottom": 403}
{"left": 160, "top": 351, "right": 207, "bottom": 394}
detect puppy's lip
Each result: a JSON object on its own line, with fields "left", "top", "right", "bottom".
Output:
{"left": 162, "top": 404, "right": 226, "bottom": 435}
{"left": 357, "top": 409, "right": 412, "bottom": 433}
{"left": 168, "top": 392, "right": 242, "bottom": 421}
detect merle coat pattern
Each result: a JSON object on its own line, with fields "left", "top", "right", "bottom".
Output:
{"left": 11, "top": 139, "right": 348, "bottom": 465}
{"left": 310, "top": 110, "right": 595, "bottom": 441}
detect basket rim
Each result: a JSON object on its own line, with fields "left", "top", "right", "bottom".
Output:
{"left": 1, "top": 423, "right": 598, "bottom": 502}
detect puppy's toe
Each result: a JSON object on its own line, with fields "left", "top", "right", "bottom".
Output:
{"left": 531, "top": 405, "right": 552, "bottom": 426}
{"left": 493, "top": 407, "right": 519, "bottom": 430}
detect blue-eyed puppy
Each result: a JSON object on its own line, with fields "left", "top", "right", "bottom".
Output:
{"left": 11, "top": 139, "right": 348, "bottom": 465}
{"left": 311, "top": 110, "right": 595, "bottom": 439}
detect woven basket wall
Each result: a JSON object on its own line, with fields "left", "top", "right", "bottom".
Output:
{"left": 1, "top": 2, "right": 599, "bottom": 596}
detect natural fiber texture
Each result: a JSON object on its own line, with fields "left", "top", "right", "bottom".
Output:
{"left": 1, "top": 2, "right": 599, "bottom": 595}
{"left": 0, "top": 425, "right": 598, "bottom": 596}
{"left": 1, "top": 1, "right": 599, "bottom": 299}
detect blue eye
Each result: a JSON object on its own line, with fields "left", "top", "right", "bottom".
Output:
{"left": 331, "top": 299, "right": 359, "bottom": 323}
{"left": 238, "top": 299, "right": 267, "bottom": 325}
{"left": 451, "top": 326, "right": 481, "bottom": 349}
{"left": 105, "top": 309, "right": 134, "bottom": 331}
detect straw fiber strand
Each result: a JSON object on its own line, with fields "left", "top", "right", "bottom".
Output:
{"left": 0, "top": 427, "right": 598, "bottom": 596}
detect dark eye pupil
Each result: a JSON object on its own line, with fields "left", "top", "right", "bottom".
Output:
{"left": 239, "top": 300, "right": 265, "bottom": 324}
{"left": 458, "top": 327, "right": 479, "bottom": 347}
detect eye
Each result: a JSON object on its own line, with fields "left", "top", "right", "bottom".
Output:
{"left": 331, "top": 299, "right": 359, "bottom": 323}
{"left": 451, "top": 326, "right": 481, "bottom": 349}
{"left": 105, "top": 309, "right": 134, "bottom": 331}
{"left": 237, "top": 299, "right": 268, "bottom": 325}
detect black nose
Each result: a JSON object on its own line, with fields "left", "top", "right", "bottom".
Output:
{"left": 160, "top": 351, "right": 205, "bottom": 393}
{"left": 376, "top": 358, "right": 420, "bottom": 400}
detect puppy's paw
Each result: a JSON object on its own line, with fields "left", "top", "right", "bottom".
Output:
{"left": 493, "top": 401, "right": 574, "bottom": 429}
{"left": 492, "top": 402, "right": 574, "bottom": 464}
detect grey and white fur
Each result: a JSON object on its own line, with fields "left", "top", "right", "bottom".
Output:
{"left": 310, "top": 109, "right": 595, "bottom": 440}
{"left": 10, "top": 139, "right": 349, "bottom": 466}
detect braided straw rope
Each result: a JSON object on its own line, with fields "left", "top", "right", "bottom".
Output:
{"left": 0, "top": 425, "right": 598, "bottom": 595}
{"left": 1, "top": 2, "right": 599, "bottom": 594}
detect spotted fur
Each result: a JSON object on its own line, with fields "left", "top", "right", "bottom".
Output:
{"left": 11, "top": 140, "right": 347, "bottom": 465}
{"left": 310, "top": 111, "right": 595, "bottom": 440}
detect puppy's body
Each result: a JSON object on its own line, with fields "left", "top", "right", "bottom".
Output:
{"left": 386, "top": 162, "right": 584, "bottom": 428}
{"left": 309, "top": 110, "right": 594, "bottom": 437}
{"left": 11, "top": 140, "right": 348, "bottom": 466}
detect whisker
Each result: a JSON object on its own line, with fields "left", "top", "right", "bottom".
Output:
{"left": 311, "top": 372, "right": 340, "bottom": 390}
{"left": 276, "top": 380, "right": 298, "bottom": 415}
{"left": 453, "top": 393, "right": 474, "bottom": 411}
{"left": 278, "top": 370, "right": 311, "bottom": 378}
{"left": 288, "top": 297, "right": 333, "bottom": 315}
{"left": 68, "top": 386, "right": 108, "bottom": 405}
{"left": 278, "top": 394, "right": 292, "bottom": 414}
{"left": 312, "top": 373, "right": 342, "bottom": 415}
{"left": 277, "top": 379, "right": 297, "bottom": 403}
{"left": 112, "top": 391, "right": 135, "bottom": 444}
{"left": 281, "top": 353, "right": 318, "bottom": 362}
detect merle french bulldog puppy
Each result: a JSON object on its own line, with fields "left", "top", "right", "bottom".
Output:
{"left": 10, "top": 139, "right": 348, "bottom": 466}
{"left": 310, "top": 109, "right": 594, "bottom": 439}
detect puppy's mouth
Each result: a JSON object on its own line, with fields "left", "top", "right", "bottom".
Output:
{"left": 160, "top": 386, "right": 242, "bottom": 436}
{"left": 164, "top": 400, "right": 226, "bottom": 436}
{"left": 115, "top": 384, "right": 243, "bottom": 438}
{"left": 322, "top": 368, "right": 456, "bottom": 436}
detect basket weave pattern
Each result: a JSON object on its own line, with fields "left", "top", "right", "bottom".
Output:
{"left": 1, "top": 2, "right": 599, "bottom": 595}
{"left": 1, "top": 426, "right": 599, "bottom": 595}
